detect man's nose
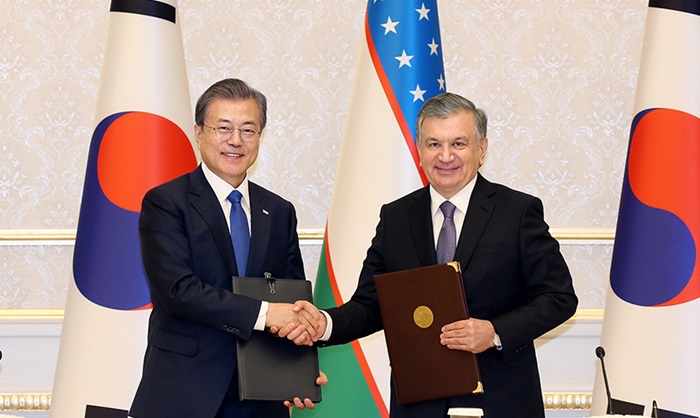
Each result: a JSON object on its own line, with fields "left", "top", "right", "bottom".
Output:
{"left": 226, "top": 129, "right": 244, "bottom": 145}
{"left": 438, "top": 144, "right": 454, "bottom": 161}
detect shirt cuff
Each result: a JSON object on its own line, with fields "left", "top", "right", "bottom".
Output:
{"left": 319, "top": 310, "right": 333, "bottom": 341}
{"left": 253, "top": 301, "right": 268, "bottom": 331}
{"left": 493, "top": 332, "right": 503, "bottom": 351}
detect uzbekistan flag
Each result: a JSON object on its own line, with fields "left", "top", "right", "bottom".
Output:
{"left": 50, "top": 1, "right": 197, "bottom": 417}
{"left": 294, "top": 1, "right": 445, "bottom": 416}
{"left": 592, "top": 1, "right": 700, "bottom": 417}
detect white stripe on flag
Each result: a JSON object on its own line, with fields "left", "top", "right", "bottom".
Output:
{"left": 593, "top": 6, "right": 700, "bottom": 416}
{"left": 327, "top": 36, "right": 424, "bottom": 410}
{"left": 50, "top": 1, "right": 195, "bottom": 416}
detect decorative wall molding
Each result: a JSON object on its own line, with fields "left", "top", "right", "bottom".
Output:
{"left": 0, "top": 392, "right": 593, "bottom": 412}
{"left": 544, "top": 393, "right": 592, "bottom": 410}
{"left": 0, "top": 309, "right": 64, "bottom": 320}
{"left": 0, "top": 228, "right": 614, "bottom": 244}
{"left": 0, "top": 394, "right": 51, "bottom": 412}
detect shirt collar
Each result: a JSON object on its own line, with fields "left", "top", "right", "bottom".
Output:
{"left": 200, "top": 163, "right": 251, "bottom": 208}
{"left": 429, "top": 175, "right": 477, "bottom": 217}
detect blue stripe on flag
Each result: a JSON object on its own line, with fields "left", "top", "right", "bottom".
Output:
{"left": 367, "top": 0, "right": 446, "bottom": 144}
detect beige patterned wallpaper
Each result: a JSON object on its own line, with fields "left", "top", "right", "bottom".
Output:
{"left": 0, "top": 0, "right": 647, "bottom": 309}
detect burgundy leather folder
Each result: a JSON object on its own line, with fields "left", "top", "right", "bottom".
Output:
{"left": 374, "top": 262, "right": 483, "bottom": 404}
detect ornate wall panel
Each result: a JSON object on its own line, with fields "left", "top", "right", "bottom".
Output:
{"left": 1, "top": 0, "right": 645, "bottom": 308}
{"left": 0, "top": 3, "right": 651, "bottom": 415}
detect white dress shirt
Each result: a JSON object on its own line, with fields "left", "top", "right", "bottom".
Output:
{"left": 201, "top": 163, "right": 267, "bottom": 331}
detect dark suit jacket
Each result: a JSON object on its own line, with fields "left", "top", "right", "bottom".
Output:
{"left": 129, "top": 165, "right": 305, "bottom": 418}
{"left": 324, "top": 174, "right": 578, "bottom": 418}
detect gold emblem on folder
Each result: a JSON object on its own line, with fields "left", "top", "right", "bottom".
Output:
{"left": 413, "top": 305, "right": 434, "bottom": 328}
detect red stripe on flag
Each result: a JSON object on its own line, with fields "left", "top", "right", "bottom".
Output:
{"left": 324, "top": 227, "right": 390, "bottom": 418}
{"left": 323, "top": 224, "right": 345, "bottom": 307}
{"left": 350, "top": 339, "right": 390, "bottom": 418}
{"left": 364, "top": 13, "right": 428, "bottom": 187}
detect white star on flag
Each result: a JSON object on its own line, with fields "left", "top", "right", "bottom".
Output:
{"left": 438, "top": 74, "right": 446, "bottom": 91}
{"left": 381, "top": 16, "right": 399, "bottom": 35}
{"left": 410, "top": 84, "right": 427, "bottom": 102}
{"left": 416, "top": 3, "right": 430, "bottom": 20}
{"left": 395, "top": 50, "right": 414, "bottom": 68}
{"left": 428, "top": 38, "right": 439, "bottom": 55}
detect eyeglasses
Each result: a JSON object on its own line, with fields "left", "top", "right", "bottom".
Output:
{"left": 202, "top": 124, "right": 261, "bottom": 142}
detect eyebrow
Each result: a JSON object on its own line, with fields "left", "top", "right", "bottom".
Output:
{"left": 214, "top": 118, "right": 258, "bottom": 127}
{"left": 426, "top": 136, "right": 469, "bottom": 142}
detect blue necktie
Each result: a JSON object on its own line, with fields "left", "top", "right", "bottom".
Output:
{"left": 227, "top": 190, "right": 250, "bottom": 276}
{"left": 436, "top": 201, "right": 457, "bottom": 264}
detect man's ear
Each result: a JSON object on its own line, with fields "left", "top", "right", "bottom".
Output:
{"left": 479, "top": 137, "right": 489, "bottom": 167}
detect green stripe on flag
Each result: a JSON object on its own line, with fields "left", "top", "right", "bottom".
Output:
{"left": 292, "top": 242, "right": 382, "bottom": 417}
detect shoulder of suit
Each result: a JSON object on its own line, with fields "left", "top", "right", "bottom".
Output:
{"left": 248, "top": 181, "right": 294, "bottom": 207}
{"left": 378, "top": 187, "right": 429, "bottom": 213}
{"left": 484, "top": 178, "right": 539, "bottom": 205}
{"left": 145, "top": 169, "right": 195, "bottom": 197}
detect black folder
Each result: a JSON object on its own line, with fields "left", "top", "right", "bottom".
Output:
{"left": 232, "top": 276, "right": 322, "bottom": 403}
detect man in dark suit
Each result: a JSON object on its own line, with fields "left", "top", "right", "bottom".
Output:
{"left": 129, "top": 78, "right": 325, "bottom": 418}
{"left": 289, "top": 92, "right": 578, "bottom": 417}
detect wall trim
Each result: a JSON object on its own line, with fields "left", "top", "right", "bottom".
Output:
{"left": 544, "top": 393, "right": 592, "bottom": 410}
{"left": 0, "top": 393, "right": 593, "bottom": 412}
{"left": 0, "top": 394, "right": 51, "bottom": 411}
{"left": 0, "top": 309, "right": 64, "bottom": 320}
{"left": 0, "top": 228, "right": 615, "bottom": 243}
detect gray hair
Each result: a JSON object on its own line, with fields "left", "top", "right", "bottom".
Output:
{"left": 194, "top": 78, "right": 267, "bottom": 129}
{"left": 416, "top": 92, "right": 487, "bottom": 144}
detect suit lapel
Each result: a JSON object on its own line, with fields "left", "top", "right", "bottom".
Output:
{"left": 408, "top": 186, "right": 438, "bottom": 267}
{"left": 455, "top": 174, "right": 495, "bottom": 265}
{"left": 188, "top": 166, "right": 236, "bottom": 276}
{"left": 247, "top": 182, "right": 271, "bottom": 277}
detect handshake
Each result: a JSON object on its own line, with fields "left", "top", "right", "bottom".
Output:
{"left": 266, "top": 301, "right": 326, "bottom": 346}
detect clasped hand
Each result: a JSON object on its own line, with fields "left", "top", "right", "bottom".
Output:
{"left": 266, "top": 301, "right": 326, "bottom": 346}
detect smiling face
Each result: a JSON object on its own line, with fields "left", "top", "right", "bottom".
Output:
{"left": 418, "top": 110, "right": 488, "bottom": 199}
{"left": 195, "top": 98, "right": 261, "bottom": 188}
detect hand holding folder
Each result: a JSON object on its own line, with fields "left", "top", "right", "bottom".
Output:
{"left": 374, "top": 262, "right": 483, "bottom": 405}
{"left": 232, "top": 276, "right": 323, "bottom": 404}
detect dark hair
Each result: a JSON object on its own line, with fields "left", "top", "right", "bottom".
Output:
{"left": 416, "top": 92, "right": 487, "bottom": 144}
{"left": 194, "top": 78, "right": 267, "bottom": 129}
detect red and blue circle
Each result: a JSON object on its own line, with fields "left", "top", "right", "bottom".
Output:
{"left": 611, "top": 108, "right": 700, "bottom": 306}
{"left": 73, "top": 112, "right": 197, "bottom": 310}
